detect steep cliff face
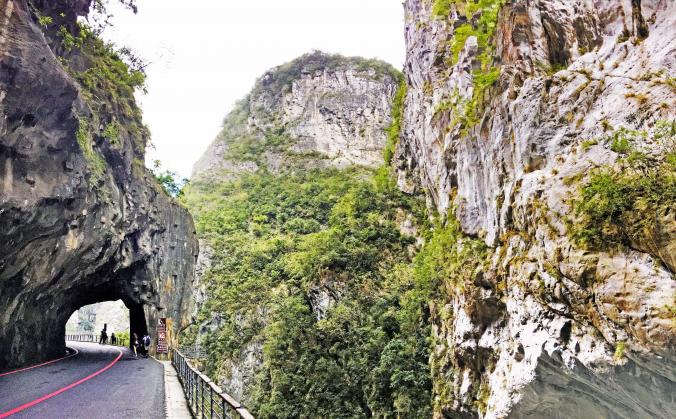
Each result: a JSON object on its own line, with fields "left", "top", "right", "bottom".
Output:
{"left": 184, "top": 54, "right": 437, "bottom": 416}
{"left": 0, "top": 0, "right": 198, "bottom": 369}
{"left": 193, "top": 51, "right": 401, "bottom": 178}
{"left": 396, "top": 0, "right": 675, "bottom": 417}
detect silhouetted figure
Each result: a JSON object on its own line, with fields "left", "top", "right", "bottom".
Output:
{"left": 111, "top": 333, "right": 116, "bottom": 345}
{"left": 99, "top": 324, "right": 108, "bottom": 345}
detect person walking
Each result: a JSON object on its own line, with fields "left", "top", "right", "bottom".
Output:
{"left": 99, "top": 324, "right": 108, "bottom": 345}
{"left": 132, "top": 333, "right": 140, "bottom": 358}
{"left": 142, "top": 334, "right": 151, "bottom": 358}
{"left": 111, "top": 333, "right": 116, "bottom": 345}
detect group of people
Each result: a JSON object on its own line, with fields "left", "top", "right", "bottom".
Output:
{"left": 132, "top": 332, "right": 152, "bottom": 358}
{"left": 97, "top": 326, "right": 119, "bottom": 345}
{"left": 99, "top": 324, "right": 152, "bottom": 358}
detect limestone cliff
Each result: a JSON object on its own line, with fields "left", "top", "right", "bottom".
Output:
{"left": 193, "top": 51, "right": 401, "bottom": 179}
{"left": 395, "top": 0, "right": 675, "bottom": 417}
{"left": 0, "top": 0, "right": 198, "bottom": 369}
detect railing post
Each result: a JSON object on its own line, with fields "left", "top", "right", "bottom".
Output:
{"left": 201, "top": 377, "right": 205, "bottom": 419}
{"left": 210, "top": 386, "right": 214, "bottom": 419}
{"left": 194, "top": 370, "right": 198, "bottom": 414}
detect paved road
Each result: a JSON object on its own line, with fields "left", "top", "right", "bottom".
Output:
{"left": 0, "top": 342, "right": 165, "bottom": 418}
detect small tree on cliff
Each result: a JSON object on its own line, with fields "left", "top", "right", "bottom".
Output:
{"left": 152, "top": 160, "right": 188, "bottom": 198}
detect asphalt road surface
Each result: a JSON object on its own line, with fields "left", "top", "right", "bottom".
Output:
{"left": 0, "top": 342, "right": 164, "bottom": 418}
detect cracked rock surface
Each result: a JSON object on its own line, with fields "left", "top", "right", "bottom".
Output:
{"left": 396, "top": 0, "right": 675, "bottom": 417}
{"left": 193, "top": 51, "right": 401, "bottom": 179}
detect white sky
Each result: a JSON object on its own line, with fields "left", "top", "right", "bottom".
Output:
{"left": 101, "top": 0, "right": 405, "bottom": 179}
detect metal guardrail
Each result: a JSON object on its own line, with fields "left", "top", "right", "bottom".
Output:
{"left": 66, "top": 334, "right": 95, "bottom": 343}
{"left": 66, "top": 334, "right": 129, "bottom": 347}
{"left": 172, "top": 349, "right": 254, "bottom": 419}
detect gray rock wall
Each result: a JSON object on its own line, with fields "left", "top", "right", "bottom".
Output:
{"left": 396, "top": 0, "right": 675, "bottom": 417}
{"left": 0, "top": 0, "right": 198, "bottom": 369}
{"left": 193, "top": 51, "right": 401, "bottom": 178}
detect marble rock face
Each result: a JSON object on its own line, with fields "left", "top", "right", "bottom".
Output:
{"left": 396, "top": 0, "right": 675, "bottom": 417}
{"left": 192, "top": 51, "right": 401, "bottom": 179}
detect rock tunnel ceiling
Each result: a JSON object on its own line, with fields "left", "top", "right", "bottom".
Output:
{"left": 0, "top": 0, "right": 198, "bottom": 369}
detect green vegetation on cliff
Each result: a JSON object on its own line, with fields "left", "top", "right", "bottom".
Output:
{"left": 76, "top": 118, "right": 106, "bottom": 184}
{"left": 184, "top": 167, "right": 433, "bottom": 417}
{"left": 431, "top": 0, "right": 505, "bottom": 134}
{"left": 414, "top": 215, "right": 488, "bottom": 294}
{"left": 383, "top": 80, "right": 407, "bottom": 165}
{"left": 29, "top": 6, "right": 153, "bottom": 196}
{"left": 71, "top": 25, "right": 148, "bottom": 156}
{"left": 573, "top": 121, "right": 676, "bottom": 255}
{"left": 39, "top": 12, "right": 149, "bottom": 161}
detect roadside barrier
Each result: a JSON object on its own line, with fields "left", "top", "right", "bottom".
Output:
{"left": 172, "top": 349, "right": 254, "bottom": 419}
{"left": 65, "top": 334, "right": 95, "bottom": 343}
{"left": 66, "top": 334, "right": 129, "bottom": 347}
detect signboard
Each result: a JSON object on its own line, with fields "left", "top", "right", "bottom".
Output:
{"left": 157, "top": 317, "right": 168, "bottom": 353}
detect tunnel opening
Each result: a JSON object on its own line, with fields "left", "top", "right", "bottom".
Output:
{"left": 65, "top": 299, "right": 150, "bottom": 349}
{"left": 128, "top": 301, "right": 149, "bottom": 346}
{"left": 0, "top": 226, "right": 197, "bottom": 371}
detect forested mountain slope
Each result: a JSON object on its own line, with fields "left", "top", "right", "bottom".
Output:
{"left": 184, "top": 52, "right": 434, "bottom": 417}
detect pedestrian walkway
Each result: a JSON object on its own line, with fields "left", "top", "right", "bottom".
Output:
{"left": 159, "top": 360, "right": 192, "bottom": 419}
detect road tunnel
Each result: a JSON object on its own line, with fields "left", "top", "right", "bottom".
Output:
{"left": 0, "top": 0, "right": 198, "bottom": 372}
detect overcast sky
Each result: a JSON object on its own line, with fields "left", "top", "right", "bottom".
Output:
{"left": 101, "top": 0, "right": 405, "bottom": 179}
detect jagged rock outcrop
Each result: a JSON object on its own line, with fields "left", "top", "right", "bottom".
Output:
{"left": 396, "top": 0, "right": 675, "bottom": 417}
{"left": 0, "top": 0, "right": 198, "bottom": 369}
{"left": 193, "top": 51, "right": 401, "bottom": 178}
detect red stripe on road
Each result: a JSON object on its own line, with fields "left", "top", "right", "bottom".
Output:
{"left": 0, "top": 348, "right": 79, "bottom": 377}
{"left": 0, "top": 348, "right": 123, "bottom": 418}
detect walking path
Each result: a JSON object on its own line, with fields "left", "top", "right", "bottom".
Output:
{"left": 159, "top": 360, "right": 191, "bottom": 418}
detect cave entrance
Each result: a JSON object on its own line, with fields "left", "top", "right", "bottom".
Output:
{"left": 65, "top": 299, "right": 148, "bottom": 348}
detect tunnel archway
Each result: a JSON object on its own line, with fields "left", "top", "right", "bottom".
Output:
{"left": 64, "top": 299, "right": 149, "bottom": 350}
{"left": 55, "top": 262, "right": 158, "bottom": 354}
{"left": 66, "top": 300, "right": 129, "bottom": 336}
{"left": 128, "top": 301, "right": 149, "bottom": 347}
